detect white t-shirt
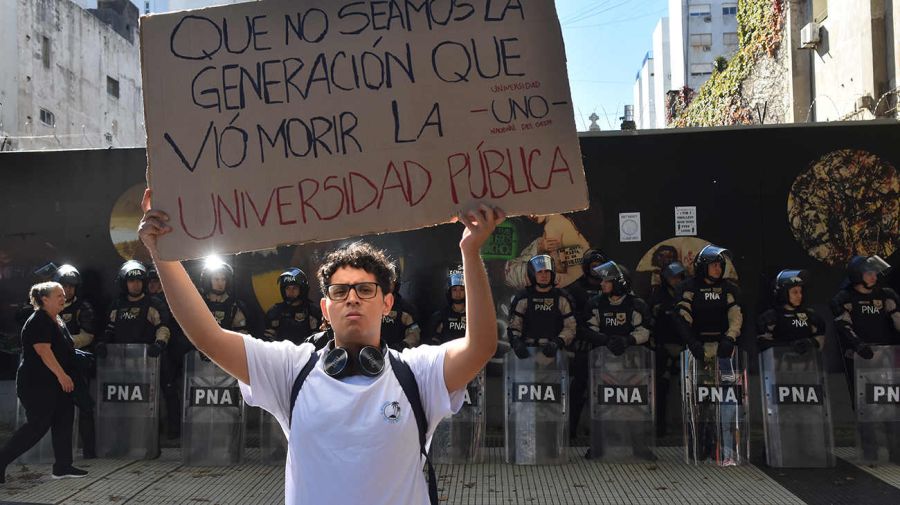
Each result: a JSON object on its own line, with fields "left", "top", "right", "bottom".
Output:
{"left": 238, "top": 335, "right": 464, "bottom": 505}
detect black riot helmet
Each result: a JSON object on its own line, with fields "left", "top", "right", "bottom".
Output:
{"left": 446, "top": 269, "right": 465, "bottom": 304}
{"left": 527, "top": 254, "right": 556, "bottom": 288}
{"left": 847, "top": 255, "right": 891, "bottom": 288}
{"left": 694, "top": 244, "right": 731, "bottom": 282}
{"left": 661, "top": 261, "right": 687, "bottom": 285}
{"left": 774, "top": 269, "right": 807, "bottom": 306}
{"left": 116, "top": 260, "right": 147, "bottom": 295}
{"left": 581, "top": 249, "right": 608, "bottom": 278}
{"left": 278, "top": 268, "right": 309, "bottom": 302}
{"left": 200, "top": 258, "right": 234, "bottom": 295}
{"left": 593, "top": 260, "right": 631, "bottom": 296}
{"left": 53, "top": 264, "right": 82, "bottom": 288}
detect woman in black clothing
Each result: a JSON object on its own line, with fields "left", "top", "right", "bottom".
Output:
{"left": 0, "top": 282, "right": 87, "bottom": 483}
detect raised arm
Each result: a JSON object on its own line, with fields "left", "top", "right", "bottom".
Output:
{"left": 137, "top": 189, "right": 249, "bottom": 384}
{"left": 443, "top": 205, "right": 505, "bottom": 393}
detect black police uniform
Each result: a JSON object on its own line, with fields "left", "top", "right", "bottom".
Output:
{"left": 427, "top": 306, "right": 466, "bottom": 345}
{"left": 566, "top": 274, "right": 602, "bottom": 439}
{"left": 265, "top": 301, "right": 322, "bottom": 344}
{"left": 381, "top": 292, "right": 420, "bottom": 350}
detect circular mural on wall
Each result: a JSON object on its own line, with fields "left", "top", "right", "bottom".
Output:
{"left": 109, "top": 183, "right": 150, "bottom": 263}
{"left": 787, "top": 149, "right": 899, "bottom": 266}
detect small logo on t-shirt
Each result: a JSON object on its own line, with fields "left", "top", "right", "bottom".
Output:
{"left": 382, "top": 401, "right": 402, "bottom": 423}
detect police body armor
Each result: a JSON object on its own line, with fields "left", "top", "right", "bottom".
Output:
{"left": 268, "top": 302, "right": 317, "bottom": 344}
{"left": 433, "top": 307, "right": 466, "bottom": 344}
{"left": 95, "top": 344, "right": 160, "bottom": 459}
{"left": 759, "top": 346, "right": 834, "bottom": 468}
{"left": 182, "top": 351, "right": 245, "bottom": 466}
{"left": 505, "top": 347, "right": 568, "bottom": 464}
{"left": 854, "top": 345, "right": 900, "bottom": 463}
{"left": 110, "top": 297, "right": 156, "bottom": 344}
{"left": 515, "top": 290, "right": 565, "bottom": 345}
{"left": 430, "top": 369, "right": 485, "bottom": 464}
{"left": 590, "top": 346, "right": 655, "bottom": 462}
{"left": 381, "top": 294, "right": 417, "bottom": 349}
{"left": 60, "top": 298, "right": 95, "bottom": 339}
{"left": 681, "top": 343, "right": 749, "bottom": 465}
{"left": 682, "top": 278, "right": 735, "bottom": 341}
{"left": 207, "top": 297, "right": 240, "bottom": 331}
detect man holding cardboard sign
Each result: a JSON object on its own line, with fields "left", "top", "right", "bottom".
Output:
{"left": 138, "top": 189, "right": 503, "bottom": 505}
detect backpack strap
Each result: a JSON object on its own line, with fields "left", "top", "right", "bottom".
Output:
{"left": 388, "top": 350, "right": 437, "bottom": 505}
{"left": 288, "top": 351, "right": 319, "bottom": 428}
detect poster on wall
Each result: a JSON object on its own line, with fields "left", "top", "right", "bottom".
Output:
{"left": 140, "top": 0, "right": 588, "bottom": 260}
{"left": 675, "top": 206, "right": 697, "bottom": 236}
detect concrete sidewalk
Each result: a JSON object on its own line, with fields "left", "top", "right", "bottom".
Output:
{"left": 2, "top": 446, "right": 900, "bottom": 505}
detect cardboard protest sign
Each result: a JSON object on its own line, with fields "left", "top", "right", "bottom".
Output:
{"left": 140, "top": 0, "right": 588, "bottom": 260}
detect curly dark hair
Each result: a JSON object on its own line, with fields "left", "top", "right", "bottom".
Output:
{"left": 317, "top": 242, "right": 397, "bottom": 296}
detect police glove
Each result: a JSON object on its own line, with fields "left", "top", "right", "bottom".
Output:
{"left": 717, "top": 337, "right": 736, "bottom": 359}
{"left": 94, "top": 342, "right": 108, "bottom": 358}
{"left": 147, "top": 340, "right": 167, "bottom": 358}
{"left": 607, "top": 335, "right": 636, "bottom": 356}
{"left": 687, "top": 340, "right": 705, "bottom": 361}
{"left": 856, "top": 344, "right": 874, "bottom": 360}
{"left": 587, "top": 329, "right": 609, "bottom": 348}
{"left": 511, "top": 338, "right": 530, "bottom": 360}
{"left": 542, "top": 337, "right": 565, "bottom": 358}
{"left": 791, "top": 338, "right": 817, "bottom": 355}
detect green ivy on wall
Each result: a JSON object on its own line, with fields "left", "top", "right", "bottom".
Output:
{"left": 671, "top": 0, "right": 784, "bottom": 127}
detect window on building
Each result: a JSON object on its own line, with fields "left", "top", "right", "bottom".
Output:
{"left": 690, "top": 63, "right": 714, "bottom": 76}
{"left": 690, "top": 33, "right": 713, "bottom": 48}
{"left": 41, "top": 36, "right": 50, "bottom": 69}
{"left": 813, "top": 0, "right": 828, "bottom": 23}
{"left": 39, "top": 108, "right": 55, "bottom": 127}
{"left": 723, "top": 32, "right": 739, "bottom": 46}
{"left": 688, "top": 4, "right": 712, "bottom": 17}
{"left": 107, "top": 76, "right": 120, "bottom": 99}
{"left": 722, "top": 3, "right": 737, "bottom": 16}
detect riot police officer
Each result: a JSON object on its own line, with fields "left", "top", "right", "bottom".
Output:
{"left": 674, "top": 245, "right": 743, "bottom": 359}
{"left": 758, "top": 270, "right": 826, "bottom": 352}
{"left": 832, "top": 255, "right": 900, "bottom": 364}
{"left": 53, "top": 265, "right": 97, "bottom": 459}
{"left": 584, "top": 260, "right": 653, "bottom": 460}
{"left": 148, "top": 266, "right": 190, "bottom": 439}
{"left": 99, "top": 261, "right": 171, "bottom": 355}
{"left": 199, "top": 260, "right": 249, "bottom": 334}
{"left": 566, "top": 249, "right": 606, "bottom": 441}
{"left": 426, "top": 270, "right": 467, "bottom": 345}
{"left": 381, "top": 268, "right": 421, "bottom": 350}
{"left": 264, "top": 268, "right": 322, "bottom": 344}
{"left": 507, "top": 255, "right": 577, "bottom": 358}
{"left": 649, "top": 261, "right": 686, "bottom": 436}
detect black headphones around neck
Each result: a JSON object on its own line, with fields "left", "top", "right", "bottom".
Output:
{"left": 323, "top": 339, "right": 387, "bottom": 379}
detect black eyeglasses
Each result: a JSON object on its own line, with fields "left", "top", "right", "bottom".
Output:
{"left": 325, "top": 282, "right": 380, "bottom": 301}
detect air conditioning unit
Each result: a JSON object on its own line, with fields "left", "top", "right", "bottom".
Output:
{"left": 702, "top": 45, "right": 711, "bottom": 52}
{"left": 703, "top": 15, "right": 712, "bottom": 22}
{"left": 801, "top": 22, "right": 820, "bottom": 48}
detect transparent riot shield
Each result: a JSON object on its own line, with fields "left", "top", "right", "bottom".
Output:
{"left": 182, "top": 351, "right": 245, "bottom": 466}
{"left": 0, "top": 379, "right": 17, "bottom": 430}
{"left": 260, "top": 409, "right": 287, "bottom": 465}
{"left": 681, "top": 343, "right": 749, "bottom": 466}
{"left": 430, "top": 369, "right": 485, "bottom": 464}
{"left": 95, "top": 343, "right": 160, "bottom": 459}
{"left": 505, "top": 347, "right": 568, "bottom": 465}
{"left": 855, "top": 345, "right": 900, "bottom": 464}
{"left": 590, "top": 346, "right": 656, "bottom": 462}
{"left": 760, "top": 346, "right": 834, "bottom": 468}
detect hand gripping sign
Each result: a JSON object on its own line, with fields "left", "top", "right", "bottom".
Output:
{"left": 140, "top": 0, "right": 588, "bottom": 260}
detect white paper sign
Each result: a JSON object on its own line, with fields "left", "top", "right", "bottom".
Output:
{"left": 140, "top": 0, "right": 588, "bottom": 260}
{"left": 619, "top": 212, "right": 641, "bottom": 242}
{"left": 675, "top": 206, "right": 697, "bottom": 236}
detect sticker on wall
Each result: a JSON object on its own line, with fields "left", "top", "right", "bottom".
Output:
{"left": 788, "top": 149, "right": 899, "bottom": 266}
{"left": 675, "top": 206, "right": 697, "bottom": 236}
{"left": 619, "top": 212, "right": 641, "bottom": 242}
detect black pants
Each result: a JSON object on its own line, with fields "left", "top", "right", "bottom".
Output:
{"left": 569, "top": 353, "right": 589, "bottom": 438}
{"left": 0, "top": 387, "right": 74, "bottom": 472}
{"left": 162, "top": 348, "right": 189, "bottom": 435}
